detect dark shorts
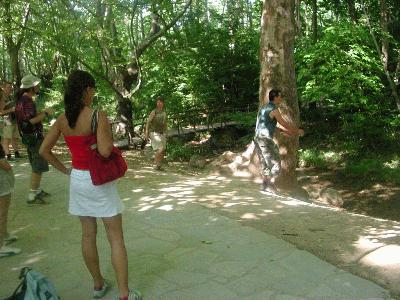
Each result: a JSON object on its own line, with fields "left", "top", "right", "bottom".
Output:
{"left": 27, "top": 139, "right": 49, "bottom": 173}
{"left": 254, "top": 136, "right": 281, "bottom": 179}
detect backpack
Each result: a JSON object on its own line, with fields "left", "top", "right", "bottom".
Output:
{"left": 4, "top": 267, "right": 60, "bottom": 300}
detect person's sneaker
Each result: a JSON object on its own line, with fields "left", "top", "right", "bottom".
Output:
{"left": 261, "top": 180, "right": 269, "bottom": 191}
{"left": 6, "top": 154, "right": 14, "bottom": 161}
{"left": 116, "top": 289, "right": 142, "bottom": 300}
{"left": 4, "top": 234, "right": 18, "bottom": 245}
{"left": 37, "top": 190, "right": 51, "bottom": 197}
{"left": 0, "top": 245, "right": 21, "bottom": 258}
{"left": 263, "top": 187, "right": 278, "bottom": 195}
{"left": 153, "top": 165, "right": 164, "bottom": 171}
{"left": 261, "top": 180, "right": 278, "bottom": 194}
{"left": 27, "top": 195, "right": 48, "bottom": 205}
{"left": 93, "top": 280, "right": 109, "bottom": 298}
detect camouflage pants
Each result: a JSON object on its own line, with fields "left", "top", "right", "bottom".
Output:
{"left": 254, "top": 136, "right": 281, "bottom": 179}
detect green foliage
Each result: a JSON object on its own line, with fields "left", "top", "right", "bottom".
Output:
{"left": 167, "top": 139, "right": 196, "bottom": 162}
{"left": 224, "top": 111, "right": 257, "bottom": 130}
{"left": 342, "top": 157, "right": 400, "bottom": 185}
{"left": 296, "top": 22, "right": 385, "bottom": 113}
{"left": 136, "top": 20, "right": 260, "bottom": 118}
{"left": 296, "top": 22, "right": 399, "bottom": 153}
{"left": 298, "top": 149, "right": 343, "bottom": 169}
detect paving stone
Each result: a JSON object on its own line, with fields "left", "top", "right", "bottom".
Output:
{"left": 225, "top": 262, "right": 287, "bottom": 296}
{"left": 273, "top": 295, "right": 308, "bottom": 300}
{"left": 161, "top": 281, "right": 240, "bottom": 300}
{"left": 159, "top": 269, "right": 214, "bottom": 288}
{"left": 242, "top": 289, "right": 276, "bottom": 300}
{"left": 209, "top": 260, "right": 259, "bottom": 278}
{"left": 133, "top": 254, "right": 171, "bottom": 276}
{"left": 147, "top": 228, "right": 181, "bottom": 242}
{"left": 321, "top": 272, "right": 391, "bottom": 298}
{"left": 165, "top": 249, "right": 219, "bottom": 273}
{"left": 135, "top": 274, "right": 179, "bottom": 299}
{"left": 129, "top": 237, "right": 177, "bottom": 255}
{"left": 277, "top": 250, "right": 338, "bottom": 282}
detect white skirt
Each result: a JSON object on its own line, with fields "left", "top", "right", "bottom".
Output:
{"left": 69, "top": 169, "right": 124, "bottom": 217}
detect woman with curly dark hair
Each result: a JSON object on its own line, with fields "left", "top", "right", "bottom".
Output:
{"left": 40, "top": 70, "right": 141, "bottom": 300}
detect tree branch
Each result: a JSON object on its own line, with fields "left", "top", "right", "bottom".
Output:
{"left": 16, "top": 3, "right": 30, "bottom": 48}
{"left": 135, "top": 0, "right": 192, "bottom": 58}
{"left": 22, "top": 24, "right": 122, "bottom": 98}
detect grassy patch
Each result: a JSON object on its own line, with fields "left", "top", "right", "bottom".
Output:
{"left": 342, "top": 157, "right": 400, "bottom": 184}
{"left": 298, "top": 149, "right": 343, "bottom": 169}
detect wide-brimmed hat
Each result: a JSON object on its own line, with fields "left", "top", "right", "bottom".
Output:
{"left": 20, "top": 74, "right": 41, "bottom": 89}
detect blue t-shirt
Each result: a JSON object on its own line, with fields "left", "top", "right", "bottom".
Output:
{"left": 255, "top": 102, "right": 277, "bottom": 138}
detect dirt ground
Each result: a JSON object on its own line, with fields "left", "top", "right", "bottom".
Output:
{"left": 297, "top": 167, "right": 400, "bottom": 222}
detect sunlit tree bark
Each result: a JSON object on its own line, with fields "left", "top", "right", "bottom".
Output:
{"left": 259, "top": 0, "right": 301, "bottom": 190}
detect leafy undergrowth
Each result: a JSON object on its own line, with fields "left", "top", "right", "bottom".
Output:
{"left": 298, "top": 129, "right": 400, "bottom": 221}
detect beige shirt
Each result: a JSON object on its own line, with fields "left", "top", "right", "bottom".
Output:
{"left": 148, "top": 109, "right": 167, "bottom": 134}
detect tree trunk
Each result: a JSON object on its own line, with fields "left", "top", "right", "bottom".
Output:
{"left": 5, "top": 42, "right": 21, "bottom": 86}
{"left": 246, "top": 0, "right": 253, "bottom": 29}
{"left": 347, "top": 0, "right": 357, "bottom": 22}
{"left": 311, "top": 0, "right": 317, "bottom": 43}
{"left": 116, "top": 94, "right": 134, "bottom": 141}
{"left": 295, "top": 0, "right": 301, "bottom": 35}
{"left": 259, "top": 0, "right": 301, "bottom": 190}
{"left": 380, "top": 0, "right": 389, "bottom": 71}
{"left": 1, "top": 37, "right": 7, "bottom": 79}
{"left": 363, "top": 2, "right": 400, "bottom": 111}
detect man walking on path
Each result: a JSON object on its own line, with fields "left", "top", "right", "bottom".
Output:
{"left": 15, "top": 75, "right": 54, "bottom": 204}
{"left": 254, "top": 89, "right": 304, "bottom": 193}
{"left": 144, "top": 97, "right": 168, "bottom": 170}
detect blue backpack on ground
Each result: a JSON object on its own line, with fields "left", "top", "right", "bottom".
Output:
{"left": 4, "top": 267, "right": 60, "bottom": 300}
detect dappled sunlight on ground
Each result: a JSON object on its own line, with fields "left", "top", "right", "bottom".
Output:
{"left": 116, "top": 152, "right": 400, "bottom": 295}
{"left": 2, "top": 149, "right": 400, "bottom": 297}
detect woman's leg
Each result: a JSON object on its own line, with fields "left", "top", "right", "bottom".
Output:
{"left": 102, "top": 214, "right": 129, "bottom": 298}
{"left": 79, "top": 216, "right": 104, "bottom": 289}
{"left": 0, "top": 194, "right": 11, "bottom": 247}
{"left": 1, "top": 138, "right": 10, "bottom": 156}
{"left": 11, "top": 138, "right": 20, "bottom": 153}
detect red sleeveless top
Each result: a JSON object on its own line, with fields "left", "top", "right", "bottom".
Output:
{"left": 64, "top": 135, "right": 96, "bottom": 170}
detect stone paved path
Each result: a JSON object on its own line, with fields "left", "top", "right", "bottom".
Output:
{"left": 0, "top": 158, "right": 395, "bottom": 299}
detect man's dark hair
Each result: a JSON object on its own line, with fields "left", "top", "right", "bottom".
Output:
{"left": 269, "top": 89, "right": 281, "bottom": 102}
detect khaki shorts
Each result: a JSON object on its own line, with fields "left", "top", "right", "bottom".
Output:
{"left": 3, "top": 124, "right": 19, "bottom": 139}
{"left": 27, "top": 138, "right": 49, "bottom": 173}
{"left": 150, "top": 132, "right": 166, "bottom": 151}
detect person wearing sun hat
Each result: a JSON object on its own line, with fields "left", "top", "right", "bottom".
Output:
{"left": 15, "top": 74, "right": 55, "bottom": 204}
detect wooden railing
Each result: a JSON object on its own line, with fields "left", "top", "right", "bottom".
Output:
{"left": 132, "top": 103, "right": 257, "bottom": 136}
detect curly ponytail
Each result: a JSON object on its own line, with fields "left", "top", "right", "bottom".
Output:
{"left": 64, "top": 70, "right": 95, "bottom": 128}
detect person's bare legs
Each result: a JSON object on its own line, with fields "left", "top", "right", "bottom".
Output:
{"left": 79, "top": 216, "right": 104, "bottom": 289}
{"left": 0, "top": 195, "right": 11, "bottom": 248}
{"left": 154, "top": 148, "right": 165, "bottom": 167}
{"left": 1, "top": 138, "right": 10, "bottom": 156}
{"left": 11, "top": 138, "right": 20, "bottom": 154}
{"left": 30, "top": 171, "right": 42, "bottom": 190}
{"left": 102, "top": 214, "right": 129, "bottom": 298}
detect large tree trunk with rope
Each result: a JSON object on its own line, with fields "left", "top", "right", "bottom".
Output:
{"left": 214, "top": 0, "right": 304, "bottom": 197}
{"left": 258, "top": 0, "right": 301, "bottom": 191}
